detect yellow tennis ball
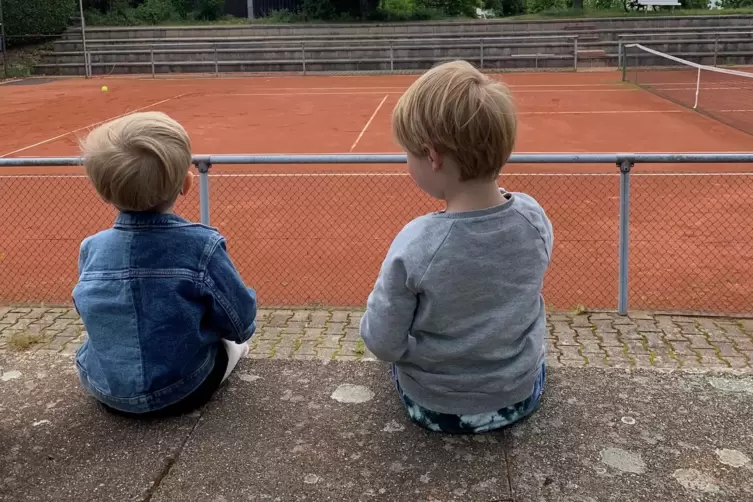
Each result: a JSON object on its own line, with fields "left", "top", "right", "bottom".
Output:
{"left": 101, "top": 85, "right": 109, "bottom": 93}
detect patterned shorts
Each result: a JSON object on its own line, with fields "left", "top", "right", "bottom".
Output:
{"left": 391, "top": 364, "right": 546, "bottom": 434}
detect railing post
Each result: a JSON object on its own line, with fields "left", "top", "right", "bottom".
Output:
{"left": 150, "top": 45, "right": 155, "bottom": 78}
{"left": 573, "top": 36, "right": 578, "bottom": 72}
{"left": 214, "top": 44, "right": 219, "bottom": 77}
{"left": 713, "top": 33, "right": 719, "bottom": 67}
{"left": 301, "top": 42, "right": 306, "bottom": 75}
{"left": 617, "top": 159, "right": 633, "bottom": 316}
{"left": 480, "top": 38, "right": 484, "bottom": 70}
{"left": 197, "top": 160, "right": 211, "bottom": 226}
{"left": 390, "top": 41, "right": 394, "bottom": 71}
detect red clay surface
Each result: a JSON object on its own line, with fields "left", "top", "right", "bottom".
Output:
{"left": 1, "top": 72, "right": 752, "bottom": 313}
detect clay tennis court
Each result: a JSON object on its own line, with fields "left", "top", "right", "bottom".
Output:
{"left": 1, "top": 71, "right": 752, "bottom": 313}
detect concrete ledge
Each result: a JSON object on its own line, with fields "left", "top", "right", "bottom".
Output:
{"left": 2, "top": 351, "right": 752, "bottom": 501}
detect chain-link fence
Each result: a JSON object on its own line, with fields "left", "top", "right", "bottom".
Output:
{"left": 1, "top": 154, "right": 752, "bottom": 315}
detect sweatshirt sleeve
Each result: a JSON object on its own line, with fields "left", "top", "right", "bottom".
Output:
{"left": 359, "top": 250, "right": 417, "bottom": 363}
{"left": 360, "top": 218, "right": 453, "bottom": 363}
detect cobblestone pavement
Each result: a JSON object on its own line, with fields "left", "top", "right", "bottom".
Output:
{"left": 1, "top": 306, "right": 752, "bottom": 372}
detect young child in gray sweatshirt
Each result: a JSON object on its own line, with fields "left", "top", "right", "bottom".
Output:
{"left": 360, "top": 60, "right": 554, "bottom": 434}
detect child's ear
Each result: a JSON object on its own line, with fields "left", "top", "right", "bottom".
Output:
{"left": 427, "top": 147, "right": 443, "bottom": 172}
{"left": 181, "top": 170, "right": 194, "bottom": 196}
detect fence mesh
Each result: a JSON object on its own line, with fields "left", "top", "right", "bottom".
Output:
{"left": 629, "top": 173, "right": 753, "bottom": 314}
{"left": 0, "top": 168, "right": 751, "bottom": 314}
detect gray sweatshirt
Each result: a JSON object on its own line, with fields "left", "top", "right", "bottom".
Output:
{"left": 360, "top": 191, "right": 553, "bottom": 415}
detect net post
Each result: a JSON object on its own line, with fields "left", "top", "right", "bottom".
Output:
{"left": 150, "top": 45, "right": 155, "bottom": 78}
{"left": 617, "top": 158, "right": 633, "bottom": 316}
{"left": 301, "top": 42, "right": 306, "bottom": 75}
{"left": 573, "top": 36, "right": 578, "bottom": 72}
{"left": 480, "top": 38, "right": 484, "bottom": 70}
{"left": 197, "top": 160, "right": 211, "bottom": 226}
{"left": 390, "top": 41, "right": 394, "bottom": 71}
{"left": 693, "top": 66, "right": 701, "bottom": 109}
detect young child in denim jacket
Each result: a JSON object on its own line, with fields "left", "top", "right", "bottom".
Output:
{"left": 360, "top": 61, "right": 554, "bottom": 434}
{"left": 74, "top": 111, "right": 257, "bottom": 417}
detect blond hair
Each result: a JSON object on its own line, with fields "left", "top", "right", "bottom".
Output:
{"left": 81, "top": 111, "right": 192, "bottom": 212}
{"left": 392, "top": 60, "right": 517, "bottom": 181}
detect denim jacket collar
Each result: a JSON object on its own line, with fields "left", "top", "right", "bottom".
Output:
{"left": 114, "top": 211, "right": 193, "bottom": 229}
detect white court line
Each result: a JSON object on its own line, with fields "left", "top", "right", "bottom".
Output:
{"left": 4, "top": 172, "right": 753, "bottom": 179}
{"left": 200, "top": 88, "right": 637, "bottom": 98}
{"left": 0, "top": 79, "right": 22, "bottom": 86}
{"left": 0, "top": 93, "right": 187, "bottom": 158}
{"left": 350, "top": 94, "right": 388, "bottom": 152}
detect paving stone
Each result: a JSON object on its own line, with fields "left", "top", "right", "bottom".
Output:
{"left": 266, "top": 313, "right": 293, "bottom": 327}
{"left": 733, "top": 338, "right": 753, "bottom": 352}
{"left": 591, "top": 320, "right": 617, "bottom": 333}
{"left": 294, "top": 341, "right": 317, "bottom": 357}
{"left": 559, "top": 345, "right": 585, "bottom": 361}
{"left": 588, "top": 313, "right": 614, "bottom": 321}
{"left": 315, "top": 347, "right": 337, "bottom": 360}
{"left": 570, "top": 315, "right": 591, "bottom": 328}
{"left": 325, "top": 322, "right": 345, "bottom": 335}
{"left": 726, "top": 357, "right": 750, "bottom": 369}
{"left": 695, "top": 349, "right": 727, "bottom": 368}
{"left": 685, "top": 335, "right": 713, "bottom": 350}
{"left": 554, "top": 332, "right": 577, "bottom": 346}
{"left": 678, "top": 323, "right": 700, "bottom": 335}
{"left": 574, "top": 328, "right": 597, "bottom": 343}
{"left": 714, "top": 342, "right": 740, "bottom": 359}
{"left": 610, "top": 315, "right": 634, "bottom": 325}
{"left": 668, "top": 341, "right": 695, "bottom": 357}
{"left": 643, "top": 332, "right": 665, "bottom": 349}
{"left": 342, "top": 328, "right": 361, "bottom": 342}
{"left": 281, "top": 322, "right": 305, "bottom": 334}
{"left": 330, "top": 311, "right": 350, "bottom": 323}
{"left": 277, "top": 334, "right": 300, "bottom": 347}
{"left": 290, "top": 310, "right": 310, "bottom": 322}
{"left": 337, "top": 341, "right": 361, "bottom": 357}
{"left": 317, "top": 335, "right": 343, "bottom": 349}
{"left": 307, "top": 312, "right": 330, "bottom": 328}
{"left": 596, "top": 332, "right": 622, "bottom": 347}
{"left": 302, "top": 328, "right": 324, "bottom": 340}
{"left": 257, "top": 328, "right": 282, "bottom": 341}
{"left": 625, "top": 340, "right": 648, "bottom": 355}
{"left": 272, "top": 345, "right": 295, "bottom": 359}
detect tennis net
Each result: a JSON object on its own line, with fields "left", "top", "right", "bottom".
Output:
{"left": 623, "top": 44, "right": 753, "bottom": 135}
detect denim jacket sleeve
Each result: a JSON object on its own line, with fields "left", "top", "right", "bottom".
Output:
{"left": 203, "top": 238, "right": 257, "bottom": 343}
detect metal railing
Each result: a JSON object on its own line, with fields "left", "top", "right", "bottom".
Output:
{"left": 1, "top": 153, "right": 752, "bottom": 315}
{"left": 78, "top": 35, "right": 581, "bottom": 77}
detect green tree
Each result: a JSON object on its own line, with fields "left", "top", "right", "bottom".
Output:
{"left": 2, "top": 0, "right": 77, "bottom": 39}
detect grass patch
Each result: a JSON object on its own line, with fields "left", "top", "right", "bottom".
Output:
{"left": 355, "top": 339, "right": 366, "bottom": 356}
{"left": 7, "top": 331, "right": 50, "bottom": 352}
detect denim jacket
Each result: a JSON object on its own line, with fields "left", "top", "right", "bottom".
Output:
{"left": 73, "top": 211, "right": 257, "bottom": 414}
